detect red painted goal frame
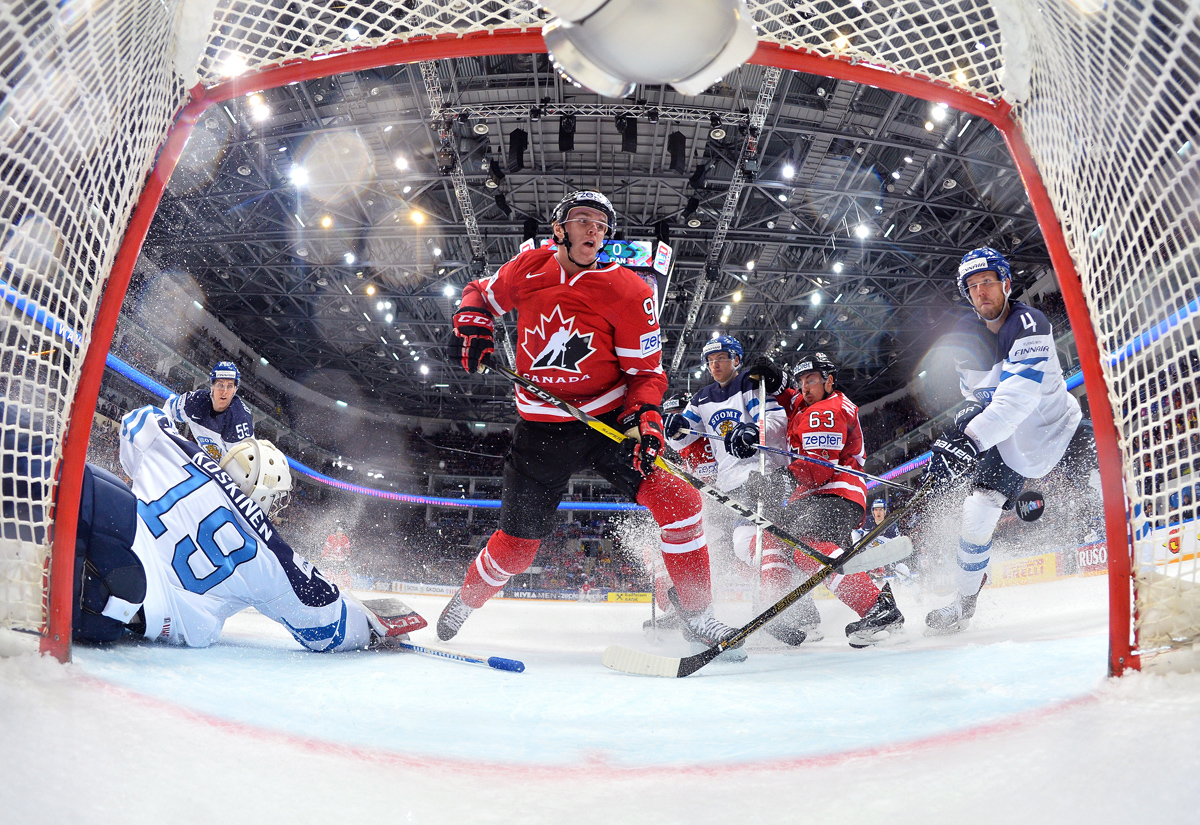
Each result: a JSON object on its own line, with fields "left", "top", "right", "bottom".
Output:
{"left": 43, "top": 31, "right": 1136, "bottom": 674}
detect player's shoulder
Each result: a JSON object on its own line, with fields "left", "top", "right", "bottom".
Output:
{"left": 181, "top": 389, "right": 210, "bottom": 418}
{"left": 999, "top": 301, "right": 1055, "bottom": 355}
{"left": 497, "top": 246, "right": 557, "bottom": 280}
{"left": 833, "top": 391, "right": 859, "bottom": 417}
{"left": 227, "top": 397, "right": 254, "bottom": 424}
{"left": 1003, "top": 301, "right": 1053, "bottom": 335}
{"left": 594, "top": 261, "right": 653, "bottom": 299}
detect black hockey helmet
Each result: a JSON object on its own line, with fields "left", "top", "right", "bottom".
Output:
{"left": 550, "top": 190, "right": 616, "bottom": 238}
{"left": 792, "top": 351, "right": 837, "bottom": 384}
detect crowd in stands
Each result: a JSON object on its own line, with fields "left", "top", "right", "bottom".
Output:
{"left": 860, "top": 395, "right": 929, "bottom": 457}
{"left": 1027, "top": 290, "right": 1070, "bottom": 332}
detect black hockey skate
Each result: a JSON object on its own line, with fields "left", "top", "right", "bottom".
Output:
{"left": 364, "top": 598, "right": 428, "bottom": 650}
{"left": 765, "top": 592, "right": 823, "bottom": 646}
{"left": 668, "top": 587, "right": 747, "bottom": 662}
{"left": 925, "top": 575, "right": 986, "bottom": 635}
{"left": 436, "top": 591, "right": 475, "bottom": 641}
{"left": 845, "top": 583, "right": 905, "bottom": 648}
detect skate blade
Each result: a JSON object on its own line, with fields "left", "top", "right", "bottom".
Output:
{"left": 923, "top": 619, "right": 969, "bottom": 637}
{"left": 847, "top": 623, "right": 907, "bottom": 649}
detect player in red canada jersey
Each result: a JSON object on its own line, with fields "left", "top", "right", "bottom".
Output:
{"left": 441, "top": 190, "right": 743, "bottom": 659}
{"left": 759, "top": 352, "right": 906, "bottom": 647}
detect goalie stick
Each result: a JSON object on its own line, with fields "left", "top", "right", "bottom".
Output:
{"left": 601, "top": 476, "right": 935, "bottom": 678}
{"left": 396, "top": 641, "right": 526, "bottom": 672}
{"left": 485, "top": 359, "right": 906, "bottom": 575}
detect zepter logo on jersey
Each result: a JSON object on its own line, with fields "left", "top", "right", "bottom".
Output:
{"left": 521, "top": 305, "right": 596, "bottom": 374}
{"left": 708, "top": 408, "right": 742, "bottom": 438}
{"left": 802, "top": 432, "right": 845, "bottom": 452}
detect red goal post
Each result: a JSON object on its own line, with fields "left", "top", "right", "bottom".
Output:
{"left": 7, "top": 1, "right": 1197, "bottom": 674}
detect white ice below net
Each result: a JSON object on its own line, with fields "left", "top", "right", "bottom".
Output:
{"left": 3, "top": 573, "right": 1200, "bottom": 822}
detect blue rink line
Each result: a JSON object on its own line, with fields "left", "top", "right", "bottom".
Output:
{"left": 71, "top": 632, "right": 1108, "bottom": 769}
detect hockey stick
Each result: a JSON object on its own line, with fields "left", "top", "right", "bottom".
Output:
{"left": 487, "top": 360, "right": 901, "bottom": 574}
{"left": 601, "top": 476, "right": 935, "bottom": 678}
{"left": 396, "top": 641, "right": 526, "bottom": 672}
{"left": 684, "top": 428, "right": 914, "bottom": 492}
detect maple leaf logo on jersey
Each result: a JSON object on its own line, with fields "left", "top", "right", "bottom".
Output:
{"left": 521, "top": 305, "right": 595, "bottom": 373}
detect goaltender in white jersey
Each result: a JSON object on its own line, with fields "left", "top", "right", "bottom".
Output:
{"left": 69, "top": 404, "right": 424, "bottom": 650}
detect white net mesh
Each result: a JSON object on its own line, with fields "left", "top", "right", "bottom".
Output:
{"left": 1, "top": 0, "right": 187, "bottom": 637}
{"left": 4, "top": 0, "right": 1200, "bottom": 667}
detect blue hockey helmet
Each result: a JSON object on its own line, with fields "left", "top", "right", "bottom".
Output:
{"left": 210, "top": 360, "right": 240, "bottom": 386}
{"left": 957, "top": 247, "right": 1012, "bottom": 299}
{"left": 872, "top": 498, "right": 887, "bottom": 510}
{"left": 702, "top": 335, "right": 743, "bottom": 365}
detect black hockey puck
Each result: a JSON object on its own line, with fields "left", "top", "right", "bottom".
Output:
{"left": 1016, "top": 490, "right": 1046, "bottom": 522}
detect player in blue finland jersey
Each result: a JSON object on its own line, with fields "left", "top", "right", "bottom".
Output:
{"left": 922, "top": 247, "right": 1097, "bottom": 633}
{"left": 164, "top": 360, "right": 254, "bottom": 461}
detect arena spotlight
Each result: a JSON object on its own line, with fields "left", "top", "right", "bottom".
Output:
{"left": 708, "top": 113, "right": 726, "bottom": 140}
{"left": 541, "top": 0, "right": 757, "bottom": 98}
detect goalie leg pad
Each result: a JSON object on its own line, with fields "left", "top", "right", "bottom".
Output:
{"left": 73, "top": 464, "right": 145, "bottom": 644}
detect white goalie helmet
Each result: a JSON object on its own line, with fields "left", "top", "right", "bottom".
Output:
{"left": 220, "top": 438, "right": 293, "bottom": 517}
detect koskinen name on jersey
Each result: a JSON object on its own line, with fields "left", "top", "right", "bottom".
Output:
{"left": 188, "top": 448, "right": 274, "bottom": 543}
{"left": 522, "top": 305, "right": 595, "bottom": 374}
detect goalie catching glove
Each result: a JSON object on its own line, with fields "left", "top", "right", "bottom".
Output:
{"left": 450, "top": 304, "right": 495, "bottom": 373}
{"left": 620, "top": 405, "right": 665, "bottom": 478}
{"left": 924, "top": 430, "right": 981, "bottom": 485}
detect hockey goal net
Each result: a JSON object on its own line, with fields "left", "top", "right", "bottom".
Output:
{"left": 2, "top": 0, "right": 1197, "bottom": 672}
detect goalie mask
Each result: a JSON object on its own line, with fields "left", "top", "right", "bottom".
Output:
{"left": 221, "top": 438, "right": 293, "bottom": 518}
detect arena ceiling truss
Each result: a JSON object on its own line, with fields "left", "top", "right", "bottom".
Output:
{"left": 138, "top": 53, "right": 1050, "bottom": 421}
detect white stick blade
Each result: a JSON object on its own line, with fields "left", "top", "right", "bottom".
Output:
{"left": 602, "top": 645, "right": 680, "bottom": 677}
{"left": 840, "top": 536, "right": 914, "bottom": 574}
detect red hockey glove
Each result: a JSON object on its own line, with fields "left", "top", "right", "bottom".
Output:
{"left": 620, "top": 405, "right": 665, "bottom": 478}
{"left": 451, "top": 306, "right": 495, "bottom": 373}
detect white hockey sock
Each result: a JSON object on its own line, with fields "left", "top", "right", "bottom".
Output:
{"left": 956, "top": 488, "right": 1005, "bottom": 597}
{"left": 955, "top": 538, "right": 990, "bottom": 596}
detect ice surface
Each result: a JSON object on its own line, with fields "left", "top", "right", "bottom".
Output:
{"left": 2, "top": 575, "right": 1199, "bottom": 823}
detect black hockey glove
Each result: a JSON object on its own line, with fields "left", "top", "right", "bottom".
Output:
{"left": 924, "top": 430, "right": 981, "bottom": 486}
{"left": 745, "top": 355, "right": 789, "bottom": 395}
{"left": 663, "top": 412, "right": 688, "bottom": 440}
{"left": 724, "top": 421, "right": 760, "bottom": 459}
{"left": 450, "top": 306, "right": 495, "bottom": 373}
{"left": 953, "top": 401, "right": 985, "bottom": 434}
{"left": 620, "top": 405, "right": 665, "bottom": 478}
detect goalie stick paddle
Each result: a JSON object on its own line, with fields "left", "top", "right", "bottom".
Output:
{"left": 396, "top": 641, "right": 525, "bottom": 673}
{"left": 601, "top": 477, "right": 935, "bottom": 678}
{"left": 485, "top": 359, "right": 903, "bottom": 575}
